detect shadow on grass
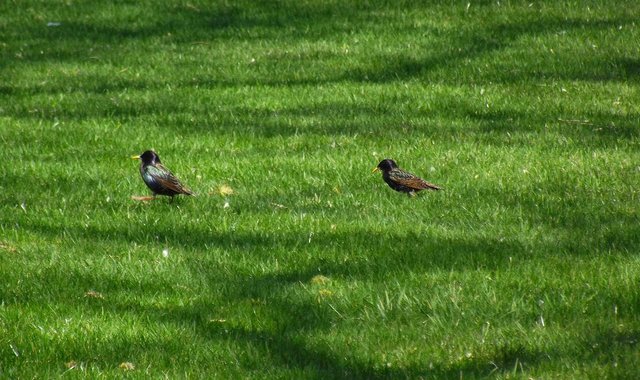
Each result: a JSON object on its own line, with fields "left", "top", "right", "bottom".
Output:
{"left": 6, "top": 242, "right": 547, "bottom": 379}
{"left": 2, "top": 4, "right": 638, "bottom": 89}
{"left": 3, "top": 90, "right": 637, "bottom": 146}
{"left": 3, "top": 3, "right": 638, "bottom": 147}
{"left": 21, "top": 216, "right": 530, "bottom": 274}
{"left": 4, "top": 3, "right": 637, "bottom": 83}
{"left": 7, "top": 200, "right": 639, "bottom": 377}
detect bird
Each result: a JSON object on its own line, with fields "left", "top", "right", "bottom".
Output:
{"left": 373, "top": 159, "right": 442, "bottom": 196}
{"left": 131, "top": 150, "right": 194, "bottom": 200}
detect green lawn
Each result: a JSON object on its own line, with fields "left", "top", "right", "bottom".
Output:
{"left": 1, "top": 1, "right": 639, "bottom": 378}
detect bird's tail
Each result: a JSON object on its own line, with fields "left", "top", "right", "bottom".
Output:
{"left": 425, "top": 182, "right": 442, "bottom": 191}
{"left": 182, "top": 186, "right": 196, "bottom": 196}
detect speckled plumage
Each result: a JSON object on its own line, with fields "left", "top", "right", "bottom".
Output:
{"left": 374, "top": 159, "right": 441, "bottom": 196}
{"left": 133, "top": 150, "right": 193, "bottom": 197}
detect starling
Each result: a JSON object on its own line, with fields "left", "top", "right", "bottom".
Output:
{"left": 373, "top": 159, "right": 442, "bottom": 196}
{"left": 131, "top": 150, "right": 194, "bottom": 199}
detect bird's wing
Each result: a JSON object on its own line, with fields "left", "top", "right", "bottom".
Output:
{"left": 389, "top": 169, "right": 441, "bottom": 191}
{"left": 147, "top": 164, "right": 193, "bottom": 194}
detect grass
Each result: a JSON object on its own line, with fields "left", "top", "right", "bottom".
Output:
{"left": 1, "top": 0, "right": 639, "bottom": 378}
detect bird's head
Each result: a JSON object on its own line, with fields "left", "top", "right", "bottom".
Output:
{"left": 131, "top": 150, "right": 161, "bottom": 165}
{"left": 372, "top": 159, "right": 398, "bottom": 173}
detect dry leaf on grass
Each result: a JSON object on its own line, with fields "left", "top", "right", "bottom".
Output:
{"left": 0, "top": 242, "right": 18, "bottom": 253}
{"left": 131, "top": 195, "right": 155, "bottom": 201}
{"left": 218, "top": 184, "right": 234, "bottom": 196}
{"left": 84, "top": 290, "right": 104, "bottom": 299}
{"left": 119, "top": 362, "right": 135, "bottom": 371}
{"left": 310, "top": 275, "right": 330, "bottom": 285}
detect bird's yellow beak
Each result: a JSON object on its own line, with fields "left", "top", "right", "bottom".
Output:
{"left": 372, "top": 167, "right": 380, "bottom": 173}
{"left": 131, "top": 155, "right": 140, "bottom": 160}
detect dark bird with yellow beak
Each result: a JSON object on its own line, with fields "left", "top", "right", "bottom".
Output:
{"left": 373, "top": 159, "right": 441, "bottom": 196}
{"left": 131, "top": 150, "right": 193, "bottom": 200}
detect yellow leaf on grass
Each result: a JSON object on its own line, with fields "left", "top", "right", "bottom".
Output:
{"left": 119, "top": 362, "right": 135, "bottom": 371}
{"left": 310, "top": 275, "right": 330, "bottom": 285}
{"left": 218, "top": 184, "right": 234, "bottom": 196}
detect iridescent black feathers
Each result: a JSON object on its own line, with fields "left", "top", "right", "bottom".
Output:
{"left": 132, "top": 150, "right": 193, "bottom": 198}
{"left": 374, "top": 159, "right": 441, "bottom": 196}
